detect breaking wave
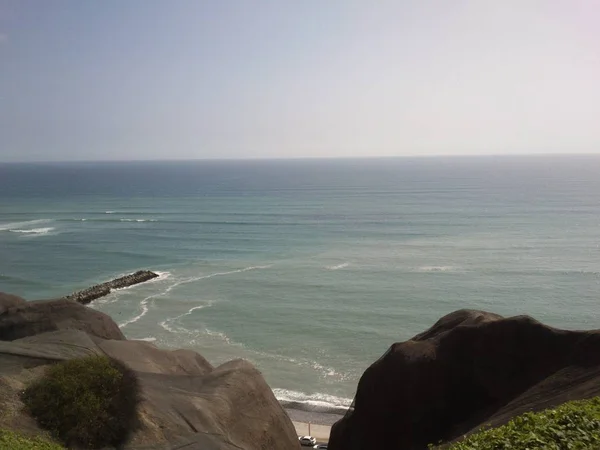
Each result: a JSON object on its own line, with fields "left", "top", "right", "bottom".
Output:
{"left": 274, "top": 389, "right": 352, "bottom": 415}
{"left": 0, "top": 219, "right": 52, "bottom": 231}
{"left": 414, "top": 265, "right": 458, "bottom": 272}
{"left": 7, "top": 227, "right": 55, "bottom": 235}
{"left": 325, "top": 262, "right": 350, "bottom": 270}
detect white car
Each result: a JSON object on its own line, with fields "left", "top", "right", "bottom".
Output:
{"left": 313, "top": 445, "right": 328, "bottom": 449}
{"left": 299, "top": 435, "right": 317, "bottom": 446}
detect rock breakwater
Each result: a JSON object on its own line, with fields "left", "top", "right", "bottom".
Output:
{"left": 65, "top": 270, "right": 159, "bottom": 304}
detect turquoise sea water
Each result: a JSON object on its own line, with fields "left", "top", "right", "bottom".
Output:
{"left": 1, "top": 156, "right": 600, "bottom": 413}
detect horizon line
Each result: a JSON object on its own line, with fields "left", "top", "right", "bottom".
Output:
{"left": 1, "top": 151, "right": 599, "bottom": 165}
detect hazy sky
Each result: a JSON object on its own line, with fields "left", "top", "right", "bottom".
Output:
{"left": 1, "top": 1, "right": 599, "bottom": 162}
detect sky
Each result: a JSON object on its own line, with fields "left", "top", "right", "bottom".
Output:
{"left": 0, "top": 1, "right": 599, "bottom": 162}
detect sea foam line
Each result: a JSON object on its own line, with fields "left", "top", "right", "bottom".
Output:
{"left": 159, "top": 302, "right": 214, "bottom": 333}
{"left": 273, "top": 388, "right": 353, "bottom": 414}
{"left": 8, "top": 227, "right": 55, "bottom": 235}
{"left": 325, "top": 262, "right": 350, "bottom": 270}
{"left": 91, "top": 271, "right": 172, "bottom": 306}
{"left": 0, "top": 219, "right": 52, "bottom": 232}
{"left": 160, "top": 310, "right": 350, "bottom": 382}
{"left": 415, "top": 265, "right": 457, "bottom": 273}
{"left": 120, "top": 265, "right": 271, "bottom": 329}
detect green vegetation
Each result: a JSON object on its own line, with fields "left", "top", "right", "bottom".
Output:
{"left": 21, "top": 355, "right": 140, "bottom": 449}
{"left": 445, "top": 397, "right": 600, "bottom": 450}
{"left": 0, "top": 429, "right": 63, "bottom": 450}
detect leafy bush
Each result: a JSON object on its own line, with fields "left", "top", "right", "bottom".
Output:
{"left": 22, "top": 355, "right": 141, "bottom": 449}
{"left": 0, "top": 428, "right": 63, "bottom": 449}
{"left": 445, "top": 397, "right": 600, "bottom": 450}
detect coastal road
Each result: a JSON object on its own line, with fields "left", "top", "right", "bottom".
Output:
{"left": 293, "top": 421, "right": 330, "bottom": 444}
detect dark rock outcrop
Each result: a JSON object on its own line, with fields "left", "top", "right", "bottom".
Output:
{"left": 98, "top": 339, "right": 214, "bottom": 375}
{"left": 329, "top": 309, "right": 600, "bottom": 450}
{"left": 0, "top": 297, "right": 125, "bottom": 341}
{"left": 0, "top": 293, "right": 26, "bottom": 313}
{"left": 65, "top": 270, "right": 159, "bottom": 304}
{"left": 0, "top": 295, "right": 299, "bottom": 450}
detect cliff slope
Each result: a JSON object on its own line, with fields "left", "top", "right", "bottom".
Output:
{"left": 0, "top": 293, "right": 299, "bottom": 450}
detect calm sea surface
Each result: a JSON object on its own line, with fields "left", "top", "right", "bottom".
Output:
{"left": 1, "top": 156, "right": 600, "bottom": 412}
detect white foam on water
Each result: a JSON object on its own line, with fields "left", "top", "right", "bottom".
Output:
{"left": 203, "top": 328, "right": 233, "bottom": 344}
{"left": 8, "top": 227, "right": 55, "bottom": 235}
{"left": 158, "top": 319, "right": 180, "bottom": 334}
{"left": 105, "top": 211, "right": 115, "bottom": 214}
{"left": 93, "top": 295, "right": 120, "bottom": 306}
{"left": 121, "top": 265, "right": 270, "bottom": 329}
{"left": 159, "top": 302, "right": 242, "bottom": 348}
{"left": 90, "top": 271, "right": 173, "bottom": 307}
{"left": 195, "top": 265, "right": 273, "bottom": 281}
{"left": 0, "top": 219, "right": 52, "bottom": 232}
{"left": 119, "top": 218, "right": 157, "bottom": 222}
{"left": 415, "top": 265, "right": 457, "bottom": 272}
{"left": 273, "top": 388, "right": 352, "bottom": 413}
{"left": 159, "top": 301, "right": 214, "bottom": 333}
{"left": 136, "top": 337, "right": 157, "bottom": 342}
{"left": 118, "top": 298, "right": 152, "bottom": 328}
{"left": 153, "top": 271, "right": 172, "bottom": 280}
{"left": 158, "top": 300, "right": 351, "bottom": 382}
{"left": 325, "top": 262, "right": 349, "bottom": 270}
{"left": 113, "top": 271, "right": 172, "bottom": 292}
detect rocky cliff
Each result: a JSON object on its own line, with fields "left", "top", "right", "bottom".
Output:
{"left": 329, "top": 309, "right": 600, "bottom": 450}
{"left": 0, "top": 292, "right": 299, "bottom": 450}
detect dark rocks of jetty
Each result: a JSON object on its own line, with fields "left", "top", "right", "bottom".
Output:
{"left": 65, "top": 270, "right": 159, "bottom": 304}
{"left": 329, "top": 309, "right": 600, "bottom": 450}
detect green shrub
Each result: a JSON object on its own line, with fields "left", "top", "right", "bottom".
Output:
{"left": 444, "top": 397, "right": 600, "bottom": 450}
{"left": 0, "top": 428, "right": 63, "bottom": 449}
{"left": 22, "top": 355, "right": 141, "bottom": 449}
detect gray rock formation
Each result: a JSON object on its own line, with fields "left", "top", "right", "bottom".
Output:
{"left": 0, "top": 292, "right": 26, "bottom": 313}
{"left": 0, "top": 294, "right": 299, "bottom": 450}
{"left": 65, "top": 270, "right": 159, "bottom": 304}
{"left": 0, "top": 296, "right": 125, "bottom": 341}
{"left": 329, "top": 309, "right": 600, "bottom": 450}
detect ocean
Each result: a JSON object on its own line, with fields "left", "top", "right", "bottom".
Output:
{"left": 1, "top": 155, "right": 600, "bottom": 416}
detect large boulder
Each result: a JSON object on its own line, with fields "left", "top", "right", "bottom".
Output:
{"left": 98, "top": 339, "right": 214, "bottom": 376}
{"left": 329, "top": 310, "right": 600, "bottom": 450}
{"left": 0, "top": 298, "right": 125, "bottom": 341}
{"left": 0, "top": 293, "right": 299, "bottom": 450}
{"left": 0, "top": 292, "right": 26, "bottom": 313}
{"left": 132, "top": 359, "right": 299, "bottom": 449}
